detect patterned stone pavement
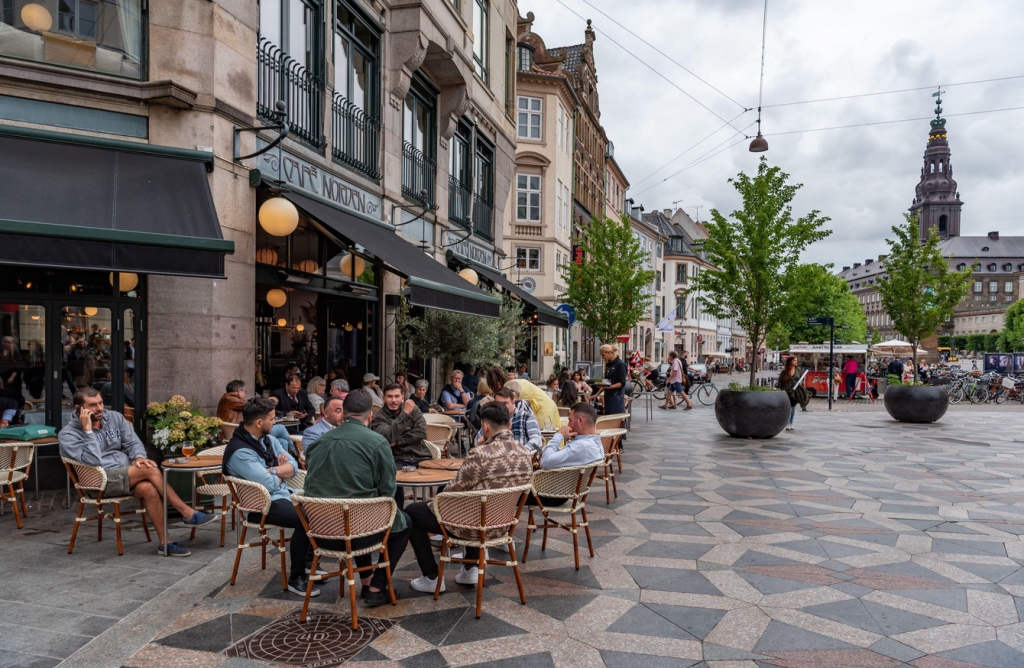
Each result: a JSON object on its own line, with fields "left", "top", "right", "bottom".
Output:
{"left": 50, "top": 406, "right": 1024, "bottom": 666}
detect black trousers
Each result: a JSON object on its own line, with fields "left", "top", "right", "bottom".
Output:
{"left": 406, "top": 501, "right": 479, "bottom": 578}
{"left": 316, "top": 510, "right": 411, "bottom": 590}
{"left": 248, "top": 498, "right": 310, "bottom": 580}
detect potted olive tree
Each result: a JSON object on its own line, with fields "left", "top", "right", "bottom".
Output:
{"left": 694, "top": 158, "right": 830, "bottom": 438}
{"left": 877, "top": 216, "right": 973, "bottom": 423}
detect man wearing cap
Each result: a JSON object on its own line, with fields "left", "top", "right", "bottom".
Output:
{"left": 362, "top": 373, "right": 383, "bottom": 408}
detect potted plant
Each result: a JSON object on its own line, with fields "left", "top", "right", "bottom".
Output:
{"left": 693, "top": 158, "right": 831, "bottom": 438}
{"left": 877, "top": 216, "right": 973, "bottom": 423}
{"left": 144, "top": 395, "right": 223, "bottom": 456}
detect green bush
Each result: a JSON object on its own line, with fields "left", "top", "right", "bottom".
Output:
{"left": 726, "top": 381, "right": 777, "bottom": 392}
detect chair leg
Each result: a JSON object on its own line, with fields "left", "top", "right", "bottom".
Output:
{"left": 521, "top": 510, "right": 533, "bottom": 563}
{"left": 68, "top": 501, "right": 85, "bottom": 554}
{"left": 114, "top": 502, "right": 124, "bottom": 556}
{"left": 219, "top": 496, "right": 227, "bottom": 548}
{"left": 616, "top": 450, "right": 623, "bottom": 474}
{"left": 96, "top": 506, "right": 104, "bottom": 542}
{"left": 347, "top": 558, "right": 359, "bottom": 630}
{"left": 300, "top": 554, "right": 319, "bottom": 623}
{"left": 5, "top": 485, "right": 22, "bottom": 529}
{"left": 261, "top": 532, "right": 267, "bottom": 570}
{"left": 475, "top": 544, "right": 485, "bottom": 618}
{"left": 230, "top": 525, "right": 247, "bottom": 585}
{"left": 17, "top": 482, "right": 27, "bottom": 518}
{"left": 279, "top": 530, "right": 288, "bottom": 591}
{"left": 570, "top": 511, "right": 581, "bottom": 570}
{"left": 382, "top": 546, "right": 397, "bottom": 606}
{"left": 610, "top": 470, "right": 618, "bottom": 500}
{"left": 541, "top": 513, "right": 549, "bottom": 552}
{"left": 508, "top": 540, "right": 527, "bottom": 605}
{"left": 139, "top": 500, "right": 152, "bottom": 542}
{"left": 604, "top": 467, "right": 611, "bottom": 505}
{"left": 581, "top": 505, "right": 595, "bottom": 557}
{"left": 434, "top": 542, "right": 448, "bottom": 600}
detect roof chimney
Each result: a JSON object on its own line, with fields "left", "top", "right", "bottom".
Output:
{"left": 853, "top": 263, "right": 861, "bottom": 269}
{"left": 842, "top": 266, "right": 850, "bottom": 272}
{"left": 865, "top": 258, "right": 874, "bottom": 264}
{"left": 663, "top": 209, "right": 672, "bottom": 217}
{"left": 989, "top": 231, "right": 1000, "bottom": 241}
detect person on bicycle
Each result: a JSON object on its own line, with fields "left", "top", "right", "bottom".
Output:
{"left": 660, "top": 351, "right": 693, "bottom": 410}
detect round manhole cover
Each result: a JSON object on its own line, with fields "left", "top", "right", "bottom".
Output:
{"left": 227, "top": 610, "right": 395, "bottom": 667}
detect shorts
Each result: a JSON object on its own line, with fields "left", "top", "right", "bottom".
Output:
{"left": 669, "top": 382, "right": 685, "bottom": 394}
{"left": 104, "top": 466, "right": 131, "bottom": 496}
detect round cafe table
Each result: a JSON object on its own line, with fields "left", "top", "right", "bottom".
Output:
{"left": 396, "top": 468, "right": 456, "bottom": 502}
{"left": 418, "top": 458, "right": 463, "bottom": 471}
{"left": 161, "top": 455, "right": 222, "bottom": 556}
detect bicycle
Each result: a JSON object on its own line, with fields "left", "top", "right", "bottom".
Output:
{"left": 690, "top": 375, "right": 719, "bottom": 406}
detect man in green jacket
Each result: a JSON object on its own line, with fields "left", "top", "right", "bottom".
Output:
{"left": 303, "top": 389, "right": 411, "bottom": 607}
{"left": 370, "top": 383, "right": 430, "bottom": 509}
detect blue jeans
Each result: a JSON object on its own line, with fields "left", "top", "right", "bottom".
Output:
{"left": 789, "top": 405, "right": 796, "bottom": 425}
{"left": 845, "top": 374, "right": 856, "bottom": 399}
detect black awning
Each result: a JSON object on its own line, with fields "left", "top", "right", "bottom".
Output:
{"left": 472, "top": 263, "right": 568, "bottom": 327}
{"left": 283, "top": 192, "right": 500, "bottom": 318}
{"left": 0, "top": 125, "right": 232, "bottom": 278}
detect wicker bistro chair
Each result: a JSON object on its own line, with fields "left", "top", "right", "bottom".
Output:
{"left": 288, "top": 435, "right": 306, "bottom": 470}
{"left": 522, "top": 464, "right": 599, "bottom": 570}
{"left": 220, "top": 422, "right": 239, "bottom": 442}
{"left": 423, "top": 413, "right": 456, "bottom": 426}
{"left": 432, "top": 485, "right": 532, "bottom": 618}
{"left": 291, "top": 495, "right": 398, "bottom": 627}
{"left": 424, "top": 440, "right": 445, "bottom": 460}
{"left": 425, "top": 424, "right": 455, "bottom": 454}
{"left": 0, "top": 444, "right": 34, "bottom": 527}
{"left": 62, "top": 457, "right": 151, "bottom": 555}
{"left": 596, "top": 429, "right": 627, "bottom": 505}
{"left": 189, "top": 445, "right": 234, "bottom": 547}
{"left": 225, "top": 476, "right": 290, "bottom": 592}
{"left": 595, "top": 413, "right": 629, "bottom": 473}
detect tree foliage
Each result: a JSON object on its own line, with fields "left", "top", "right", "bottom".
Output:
{"left": 954, "top": 335, "right": 968, "bottom": 350}
{"left": 871, "top": 329, "right": 883, "bottom": 346}
{"left": 996, "top": 300, "right": 1024, "bottom": 352}
{"left": 966, "top": 333, "right": 986, "bottom": 353}
{"left": 877, "top": 216, "right": 973, "bottom": 376}
{"left": 559, "top": 214, "right": 658, "bottom": 344}
{"left": 937, "top": 335, "right": 952, "bottom": 349}
{"left": 766, "top": 264, "right": 866, "bottom": 350}
{"left": 407, "top": 293, "right": 528, "bottom": 379}
{"left": 692, "top": 158, "right": 831, "bottom": 388}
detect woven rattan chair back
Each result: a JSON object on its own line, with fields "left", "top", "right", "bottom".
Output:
{"left": 63, "top": 457, "right": 108, "bottom": 492}
{"left": 426, "top": 424, "right": 454, "bottom": 443}
{"left": 599, "top": 428, "right": 627, "bottom": 458}
{"left": 220, "top": 422, "right": 238, "bottom": 441}
{"left": 433, "top": 485, "right": 531, "bottom": 536}
{"left": 531, "top": 464, "right": 596, "bottom": 501}
{"left": 423, "top": 413, "right": 456, "bottom": 426}
{"left": 225, "top": 476, "right": 272, "bottom": 516}
{"left": 0, "top": 444, "right": 32, "bottom": 482}
{"left": 557, "top": 406, "right": 571, "bottom": 418}
{"left": 292, "top": 495, "right": 396, "bottom": 542}
{"left": 595, "top": 413, "right": 627, "bottom": 432}
{"left": 424, "top": 440, "right": 445, "bottom": 460}
{"left": 199, "top": 444, "right": 226, "bottom": 457}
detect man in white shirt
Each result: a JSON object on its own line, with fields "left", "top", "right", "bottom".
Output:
{"left": 541, "top": 401, "right": 604, "bottom": 470}
{"left": 302, "top": 395, "right": 344, "bottom": 448}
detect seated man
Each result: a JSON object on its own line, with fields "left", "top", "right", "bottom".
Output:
{"left": 223, "top": 398, "right": 315, "bottom": 597}
{"left": 438, "top": 370, "right": 471, "bottom": 411}
{"left": 0, "top": 396, "right": 18, "bottom": 427}
{"left": 272, "top": 375, "right": 314, "bottom": 426}
{"left": 361, "top": 373, "right": 384, "bottom": 408}
{"left": 329, "top": 379, "right": 349, "bottom": 401}
{"left": 91, "top": 366, "right": 135, "bottom": 408}
{"left": 541, "top": 401, "right": 605, "bottom": 470}
{"left": 371, "top": 383, "right": 430, "bottom": 509}
{"left": 217, "top": 379, "right": 247, "bottom": 425}
{"left": 302, "top": 395, "right": 344, "bottom": 448}
{"left": 407, "top": 402, "right": 533, "bottom": 593}
{"left": 492, "top": 387, "right": 542, "bottom": 452}
{"left": 58, "top": 388, "right": 215, "bottom": 557}
{"left": 302, "top": 389, "right": 411, "bottom": 607}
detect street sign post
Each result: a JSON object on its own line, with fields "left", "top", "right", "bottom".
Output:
{"left": 807, "top": 316, "right": 836, "bottom": 410}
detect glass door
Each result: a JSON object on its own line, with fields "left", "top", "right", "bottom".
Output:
{"left": 58, "top": 304, "right": 114, "bottom": 427}
{"left": 0, "top": 303, "right": 47, "bottom": 426}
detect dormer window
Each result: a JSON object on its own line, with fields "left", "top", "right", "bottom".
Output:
{"left": 956, "top": 263, "right": 966, "bottom": 271}
{"left": 988, "top": 263, "right": 997, "bottom": 272}
{"left": 516, "top": 45, "right": 532, "bottom": 70}
{"left": 1003, "top": 263, "right": 1013, "bottom": 272}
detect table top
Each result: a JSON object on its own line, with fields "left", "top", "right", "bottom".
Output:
{"left": 276, "top": 418, "right": 301, "bottom": 427}
{"left": 419, "top": 458, "right": 463, "bottom": 471}
{"left": 163, "top": 455, "right": 222, "bottom": 471}
{"left": 396, "top": 468, "right": 456, "bottom": 486}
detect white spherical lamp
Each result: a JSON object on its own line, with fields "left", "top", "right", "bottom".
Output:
{"left": 276, "top": 317, "right": 286, "bottom": 327}
{"left": 344, "top": 323, "right": 354, "bottom": 332}
{"left": 21, "top": 3, "right": 52, "bottom": 31}
{"left": 108, "top": 272, "right": 139, "bottom": 292}
{"left": 266, "top": 288, "right": 287, "bottom": 308}
{"left": 258, "top": 197, "right": 299, "bottom": 237}
{"left": 339, "top": 253, "right": 366, "bottom": 278}
{"left": 458, "top": 267, "right": 478, "bottom": 285}
{"left": 296, "top": 324, "right": 305, "bottom": 332}
{"left": 84, "top": 307, "right": 98, "bottom": 317}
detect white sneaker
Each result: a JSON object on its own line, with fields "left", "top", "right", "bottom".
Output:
{"left": 409, "top": 575, "right": 445, "bottom": 593}
{"left": 455, "top": 565, "right": 480, "bottom": 585}
{"left": 785, "top": 425, "right": 795, "bottom": 431}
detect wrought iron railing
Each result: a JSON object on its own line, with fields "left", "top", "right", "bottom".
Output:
{"left": 448, "top": 175, "right": 472, "bottom": 230}
{"left": 402, "top": 142, "right": 436, "bottom": 207}
{"left": 472, "top": 193, "right": 494, "bottom": 242}
{"left": 331, "top": 94, "right": 380, "bottom": 181}
{"left": 257, "top": 36, "right": 324, "bottom": 148}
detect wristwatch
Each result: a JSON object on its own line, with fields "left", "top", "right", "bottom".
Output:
{"left": 270, "top": 466, "right": 278, "bottom": 478}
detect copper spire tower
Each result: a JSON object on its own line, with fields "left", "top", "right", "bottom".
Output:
{"left": 909, "top": 88, "right": 962, "bottom": 241}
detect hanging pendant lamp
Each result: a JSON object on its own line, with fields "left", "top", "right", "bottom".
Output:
{"left": 749, "top": 0, "right": 770, "bottom": 153}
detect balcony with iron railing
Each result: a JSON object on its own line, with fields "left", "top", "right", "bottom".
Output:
{"left": 257, "top": 36, "right": 324, "bottom": 148}
{"left": 331, "top": 94, "right": 381, "bottom": 181}
{"left": 402, "top": 142, "right": 436, "bottom": 207}
{"left": 448, "top": 175, "right": 472, "bottom": 230}
{"left": 472, "top": 193, "right": 494, "bottom": 242}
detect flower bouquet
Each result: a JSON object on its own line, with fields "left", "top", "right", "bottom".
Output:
{"left": 145, "top": 395, "right": 223, "bottom": 453}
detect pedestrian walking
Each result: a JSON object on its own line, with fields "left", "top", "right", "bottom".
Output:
{"left": 660, "top": 350, "right": 692, "bottom": 410}
{"left": 778, "top": 357, "right": 808, "bottom": 431}
{"left": 843, "top": 355, "right": 858, "bottom": 400}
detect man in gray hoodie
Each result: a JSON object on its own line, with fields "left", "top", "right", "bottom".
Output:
{"left": 59, "top": 387, "right": 214, "bottom": 557}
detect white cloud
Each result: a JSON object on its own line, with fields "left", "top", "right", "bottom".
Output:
{"left": 526, "top": 0, "right": 1024, "bottom": 269}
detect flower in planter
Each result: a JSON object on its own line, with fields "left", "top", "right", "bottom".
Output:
{"left": 146, "top": 397, "right": 222, "bottom": 452}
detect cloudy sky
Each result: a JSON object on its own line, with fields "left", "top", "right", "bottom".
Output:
{"left": 525, "top": 0, "right": 1024, "bottom": 270}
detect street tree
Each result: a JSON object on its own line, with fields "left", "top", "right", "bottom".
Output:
{"left": 877, "top": 216, "right": 973, "bottom": 380}
{"left": 767, "top": 264, "right": 866, "bottom": 350}
{"left": 996, "top": 300, "right": 1024, "bottom": 352}
{"left": 692, "top": 157, "right": 831, "bottom": 389}
{"left": 406, "top": 293, "right": 528, "bottom": 379}
{"left": 558, "top": 214, "right": 658, "bottom": 344}
{"left": 871, "top": 329, "right": 883, "bottom": 346}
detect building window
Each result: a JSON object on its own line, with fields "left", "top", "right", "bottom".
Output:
{"left": 973, "top": 295, "right": 981, "bottom": 301}
{"left": 1003, "top": 263, "right": 1013, "bottom": 272}
{"left": 988, "top": 263, "right": 998, "bottom": 271}
{"left": 1007, "top": 296, "right": 1014, "bottom": 302}
{"left": 473, "top": 133, "right": 495, "bottom": 241}
{"left": 562, "top": 184, "right": 570, "bottom": 230}
{"left": 0, "top": 0, "right": 145, "bottom": 78}
{"left": 555, "top": 180, "right": 563, "bottom": 230}
{"left": 259, "top": 0, "right": 324, "bottom": 146}
{"left": 990, "top": 295, "right": 997, "bottom": 302}
{"left": 472, "top": 0, "right": 488, "bottom": 81}
{"left": 402, "top": 73, "right": 438, "bottom": 206}
{"left": 1006, "top": 282, "right": 1014, "bottom": 293}
{"left": 956, "top": 263, "right": 966, "bottom": 271}
{"left": 516, "top": 174, "right": 541, "bottom": 221}
{"left": 332, "top": 1, "right": 381, "bottom": 180}
{"left": 504, "top": 36, "right": 514, "bottom": 116}
{"left": 676, "top": 264, "right": 687, "bottom": 283}
{"left": 516, "top": 247, "right": 540, "bottom": 270}
{"left": 974, "top": 281, "right": 983, "bottom": 293}
{"left": 517, "top": 96, "right": 541, "bottom": 139}
{"left": 516, "top": 45, "right": 532, "bottom": 70}
{"left": 990, "top": 281, "right": 999, "bottom": 292}
{"left": 557, "top": 106, "right": 564, "bottom": 149}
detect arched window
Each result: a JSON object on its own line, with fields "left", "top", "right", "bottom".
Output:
{"left": 938, "top": 214, "right": 947, "bottom": 232}
{"left": 988, "top": 263, "right": 997, "bottom": 272}
{"left": 956, "top": 263, "right": 966, "bottom": 271}
{"left": 938, "top": 161, "right": 944, "bottom": 172}
{"left": 930, "top": 162, "right": 936, "bottom": 173}
{"left": 1003, "top": 263, "right": 1012, "bottom": 272}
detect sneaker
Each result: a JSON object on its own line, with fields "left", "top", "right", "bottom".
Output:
{"left": 364, "top": 587, "right": 397, "bottom": 607}
{"left": 182, "top": 510, "right": 217, "bottom": 527}
{"left": 287, "top": 574, "right": 320, "bottom": 597}
{"left": 157, "top": 542, "right": 191, "bottom": 557}
{"left": 785, "top": 425, "right": 795, "bottom": 431}
{"left": 305, "top": 563, "right": 328, "bottom": 576}
{"left": 455, "top": 565, "right": 480, "bottom": 585}
{"left": 410, "top": 575, "right": 445, "bottom": 593}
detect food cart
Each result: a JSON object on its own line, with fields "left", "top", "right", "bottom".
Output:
{"left": 785, "top": 343, "right": 873, "bottom": 400}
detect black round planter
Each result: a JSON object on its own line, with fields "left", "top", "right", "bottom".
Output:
{"left": 884, "top": 385, "right": 948, "bottom": 423}
{"left": 714, "top": 390, "right": 791, "bottom": 438}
